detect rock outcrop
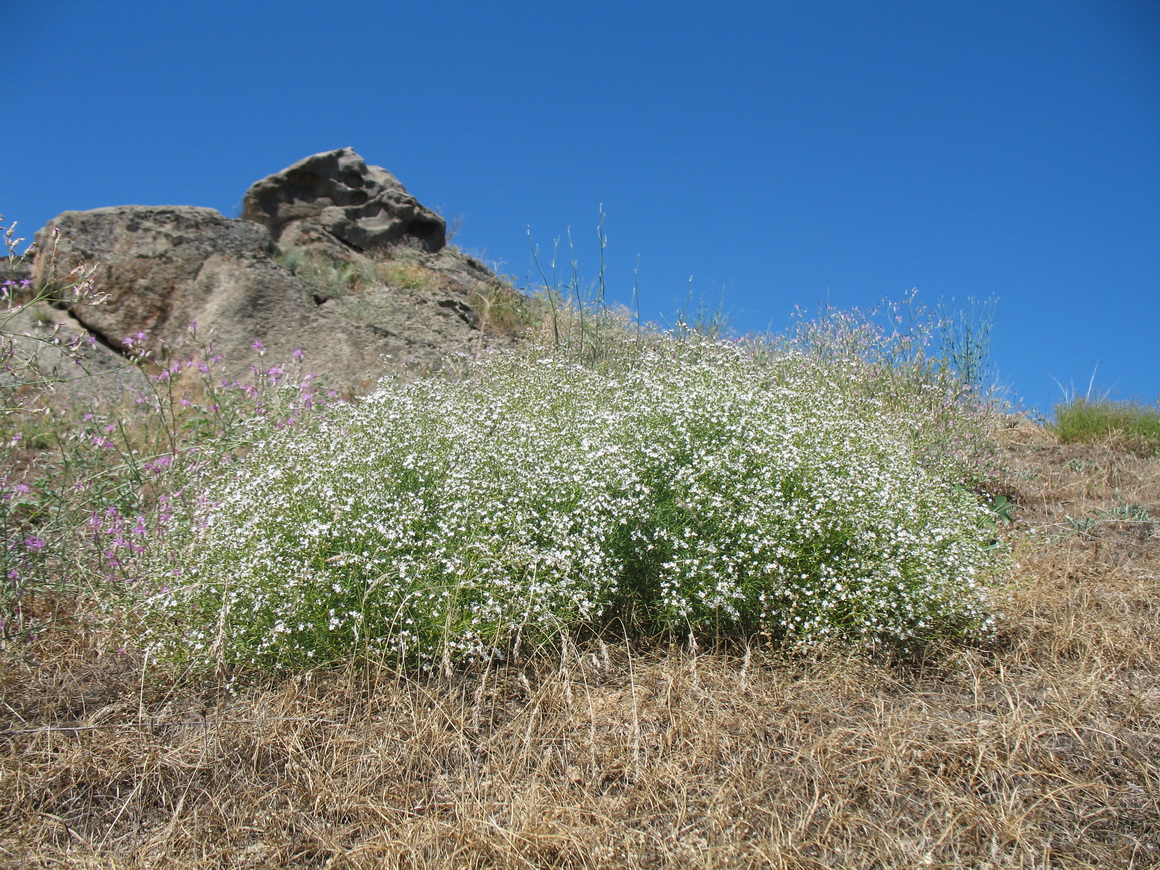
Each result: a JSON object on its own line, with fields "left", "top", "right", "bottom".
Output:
{"left": 243, "top": 148, "right": 446, "bottom": 257}
{"left": 31, "top": 206, "right": 276, "bottom": 351}
{"left": 27, "top": 151, "right": 527, "bottom": 392}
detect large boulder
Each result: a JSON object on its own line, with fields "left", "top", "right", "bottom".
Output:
{"left": 242, "top": 148, "right": 446, "bottom": 256}
{"left": 31, "top": 206, "right": 277, "bottom": 351}
{"left": 28, "top": 167, "right": 525, "bottom": 393}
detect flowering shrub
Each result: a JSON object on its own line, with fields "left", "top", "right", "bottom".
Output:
{"left": 0, "top": 214, "right": 334, "bottom": 637}
{"left": 782, "top": 290, "right": 1003, "bottom": 490}
{"left": 140, "top": 339, "right": 1000, "bottom": 672}
{"left": 0, "top": 328, "right": 331, "bottom": 637}
{"left": 1, "top": 219, "right": 104, "bottom": 416}
{"left": 1, "top": 215, "right": 106, "bottom": 633}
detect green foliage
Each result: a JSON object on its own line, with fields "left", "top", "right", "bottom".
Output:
{"left": 469, "top": 282, "right": 539, "bottom": 338}
{"left": 276, "top": 246, "right": 446, "bottom": 301}
{"left": 1066, "top": 497, "right": 1155, "bottom": 537}
{"left": 275, "top": 247, "right": 370, "bottom": 301}
{"left": 1097, "top": 499, "right": 1154, "bottom": 523}
{"left": 373, "top": 259, "right": 439, "bottom": 292}
{"left": 1053, "top": 397, "right": 1160, "bottom": 454}
{"left": 989, "top": 494, "right": 1016, "bottom": 525}
{"left": 139, "top": 339, "right": 1002, "bottom": 673}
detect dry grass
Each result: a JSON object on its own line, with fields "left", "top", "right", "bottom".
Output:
{"left": 2, "top": 426, "right": 1158, "bottom": 868}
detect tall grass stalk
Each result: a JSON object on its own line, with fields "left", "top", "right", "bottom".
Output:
{"left": 937, "top": 294, "right": 998, "bottom": 396}
{"left": 527, "top": 211, "right": 627, "bottom": 365}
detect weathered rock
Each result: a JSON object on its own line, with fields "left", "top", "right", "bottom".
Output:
{"left": 0, "top": 300, "right": 148, "bottom": 408}
{"left": 243, "top": 148, "right": 446, "bottom": 256}
{"left": 28, "top": 182, "right": 523, "bottom": 393}
{"left": 31, "top": 206, "right": 276, "bottom": 353}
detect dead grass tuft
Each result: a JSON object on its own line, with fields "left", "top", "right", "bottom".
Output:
{"left": 2, "top": 426, "right": 1159, "bottom": 868}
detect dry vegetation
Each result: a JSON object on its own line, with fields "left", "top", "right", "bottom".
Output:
{"left": 1, "top": 422, "right": 1157, "bottom": 868}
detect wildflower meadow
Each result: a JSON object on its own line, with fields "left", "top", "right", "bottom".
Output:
{"left": 2, "top": 211, "right": 1007, "bottom": 671}
{"left": 6, "top": 215, "right": 1159, "bottom": 869}
{"left": 0, "top": 215, "right": 334, "bottom": 640}
{"left": 136, "top": 338, "right": 1002, "bottom": 672}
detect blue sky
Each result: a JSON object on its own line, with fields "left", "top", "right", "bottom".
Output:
{"left": 5, "top": 0, "right": 1157, "bottom": 415}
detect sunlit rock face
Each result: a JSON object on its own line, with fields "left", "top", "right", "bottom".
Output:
{"left": 243, "top": 147, "right": 446, "bottom": 257}
{"left": 29, "top": 152, "right": 513, "bottom": 391}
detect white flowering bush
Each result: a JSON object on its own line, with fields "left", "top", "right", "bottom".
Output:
{"left": 139, "top": 339, "right": 1000, "bottom": 671}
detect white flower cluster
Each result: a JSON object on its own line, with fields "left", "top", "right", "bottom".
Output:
{"left": 140, "top": 341, "right": 999, "bottom": 670}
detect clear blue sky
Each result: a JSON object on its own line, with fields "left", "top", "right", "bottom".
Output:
{"left": 5, "top": 0, "right": 1157, "bottom": 415}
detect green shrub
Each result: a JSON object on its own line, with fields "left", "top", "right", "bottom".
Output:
{"left": 470, "top": 282, "right": 539, "bottom": 338}
{"left": 373, "top": 259, "right": 439, "bottom": 292}
{"left": 277, "top": 246, "right": 445, "bottom": 299}
{"left": 138, "top": 339, "right": 1001, "bottom": 672}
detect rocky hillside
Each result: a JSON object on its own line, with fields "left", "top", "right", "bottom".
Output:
{"left": 12, "top": 148, "right": 532, "bottom": 393}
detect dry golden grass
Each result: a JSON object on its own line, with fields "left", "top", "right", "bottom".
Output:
{"left": 1, "top": 425, "right": 1158, "bottom": 868}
